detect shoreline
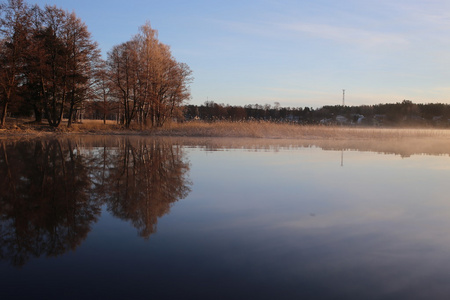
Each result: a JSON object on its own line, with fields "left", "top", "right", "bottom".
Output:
{"left": 3, "top": 126, "right": 450, "bottom": 158}
{"left": 2, "top": 121, "right": 450, "bottom": 140}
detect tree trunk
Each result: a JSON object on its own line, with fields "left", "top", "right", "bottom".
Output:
{"left": 33, "top": 105, "right": 43, "bottom": 123}
{"left": 67, "top": 104, "right": 74, "bottom": 128}
{"left": 1, "top": 102, "right": 8, "bottom": 127}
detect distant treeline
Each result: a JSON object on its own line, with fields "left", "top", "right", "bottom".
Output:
{"left": 184, "top": 100, "right": 450, "bottom": 127}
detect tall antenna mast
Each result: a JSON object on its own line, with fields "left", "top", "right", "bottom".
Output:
{"left": 342, "top": 89, "right": 345, "bottom": 106}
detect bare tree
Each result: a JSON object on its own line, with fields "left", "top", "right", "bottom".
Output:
{"left": 92, "top": 60, "right": 114, "bottom": 124}
{"left": 136, "top": 24, "right": 192, "bottom": 127}
{"left": 107, "top": 22, "right": 192, "bottom": 128}
{"left": 0, "top": 0, "right": 31, "bottom": 127}
{"left": 107, "top": 41, "right": 140, "bottom": 128}
{"left": 23, "top": 5, "right": 99, "bottom": 128}
{"left": 63, "top": 11, "right": 100, "bottom": 127}
{"left": 152, "top": 59, "right": 192, "bottom": 127}
{"left": 32, "top": 6, "right": 68, "bottom": 127}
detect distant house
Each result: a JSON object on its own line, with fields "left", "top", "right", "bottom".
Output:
{"left": 285, "top": 114, "right": 300, "bottom": 122}
{"left": 319, "top": 118, "right": 333, "bottom": 125}
{"left": 373, "top": 114, "right": 387, "bottom": 126}
{"left": 430, "top": 115, "right": 447, "bottom": 126}
{"left": 353, "top": 114, "right": 365, "bottom": 124}
{"left": 336, "top": 115, "right": 348, "bottom": 124}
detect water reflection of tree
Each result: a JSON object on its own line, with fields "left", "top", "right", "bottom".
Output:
{"left": 106, "top": 139, "right": 191, "bottom": 239}
{"left": 0, "top": 139, "right": 100, "bottom": 267}
{"left": 0, "top": 137, "right": 191, "bottom": 266}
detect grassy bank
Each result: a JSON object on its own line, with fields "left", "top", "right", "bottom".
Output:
{"left": 2, "top": 120, "right": 450, "bottom": 140}
{"left": 154, "top": 121, "right": 450, "bottom": 139}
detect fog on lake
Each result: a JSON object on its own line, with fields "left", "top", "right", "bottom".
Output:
{"left": 1, "top": 136, "right": 450, "bottom": 300}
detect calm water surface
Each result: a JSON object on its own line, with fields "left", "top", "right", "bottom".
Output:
{"left": 1, "top": 136, "right": 450, "bottom": 299}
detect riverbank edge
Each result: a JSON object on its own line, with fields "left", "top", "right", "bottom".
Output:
{"left": 2, "top": 122, "right": 450, "bottom": 140}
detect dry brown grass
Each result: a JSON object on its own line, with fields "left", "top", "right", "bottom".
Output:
{"left": 4, "top": 121, "right": 450, "bottom": 157}
{"left": 68, "top": 120, "right": 122, "bottom": 132}
{"left": 3, "top": 119, "right": 450, "bottom": 140}
{"left": 153, "top": 121, "right": 450, "bottom": 140}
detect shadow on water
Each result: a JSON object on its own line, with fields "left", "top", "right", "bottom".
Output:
{"left": 0, "top": 137, "right": 191, "bottom": 266}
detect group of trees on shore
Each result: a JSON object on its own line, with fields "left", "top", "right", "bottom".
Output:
{"left": 0, "top": 0, "right": 192, "bottom": 128}
{"left": 3, "top": 1, "right": 450, "bottom": 129}
{"left": 184, "top": 100, "right": 450, "bottom": 127}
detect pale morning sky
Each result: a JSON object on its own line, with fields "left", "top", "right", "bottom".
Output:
{"left": 29, "top": 0, "right": 450, "bottom": 108}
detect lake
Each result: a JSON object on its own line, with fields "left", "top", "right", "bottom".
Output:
{"left": 1, "top": 136, "right": 450, "bottom": 299}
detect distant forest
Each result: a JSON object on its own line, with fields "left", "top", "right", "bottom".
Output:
{"left": 183, "top": 100, "right": 450, "bottom": 127}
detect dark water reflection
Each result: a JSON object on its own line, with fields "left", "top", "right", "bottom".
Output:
{"left": 0, "top": 139, "right": 99, "bottom": 266}
{"left": 2, "top": 136, "right": 450, "bottom": 299}
{"left": 0, "top": 137, "right": 191, "bottom": 267}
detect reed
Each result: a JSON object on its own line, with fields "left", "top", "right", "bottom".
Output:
{"left": 154, "top": 121, "right": 450, "bottom": 140}
{"left": 3, "top": 119, "right": 450, "bottom": 140}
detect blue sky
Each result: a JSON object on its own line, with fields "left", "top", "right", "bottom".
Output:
{"left": 30, "top": 0, "right": 450, "bottom": 108}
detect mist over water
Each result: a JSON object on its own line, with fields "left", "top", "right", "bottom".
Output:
{"left": 1, "top": 136, "right": 450, "bottom": 299}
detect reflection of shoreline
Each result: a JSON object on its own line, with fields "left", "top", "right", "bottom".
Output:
{"left": 0, "top": 137, "right": 191, "bottom": 266}
{"left": 163, "top": 136, "right": 450, "bottom": 158}
{"left": 5, "top": 135, "right": 450, "bottom": 157}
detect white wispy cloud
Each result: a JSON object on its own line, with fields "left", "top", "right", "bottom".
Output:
{"left": 389, "top": 0, "right": 450, "bottom": 26}
{"left": 213, "top": 17, "right": 409, "bottom": 51}
{"left": 276, "top": 22, "right": 410, "bottom": 49}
